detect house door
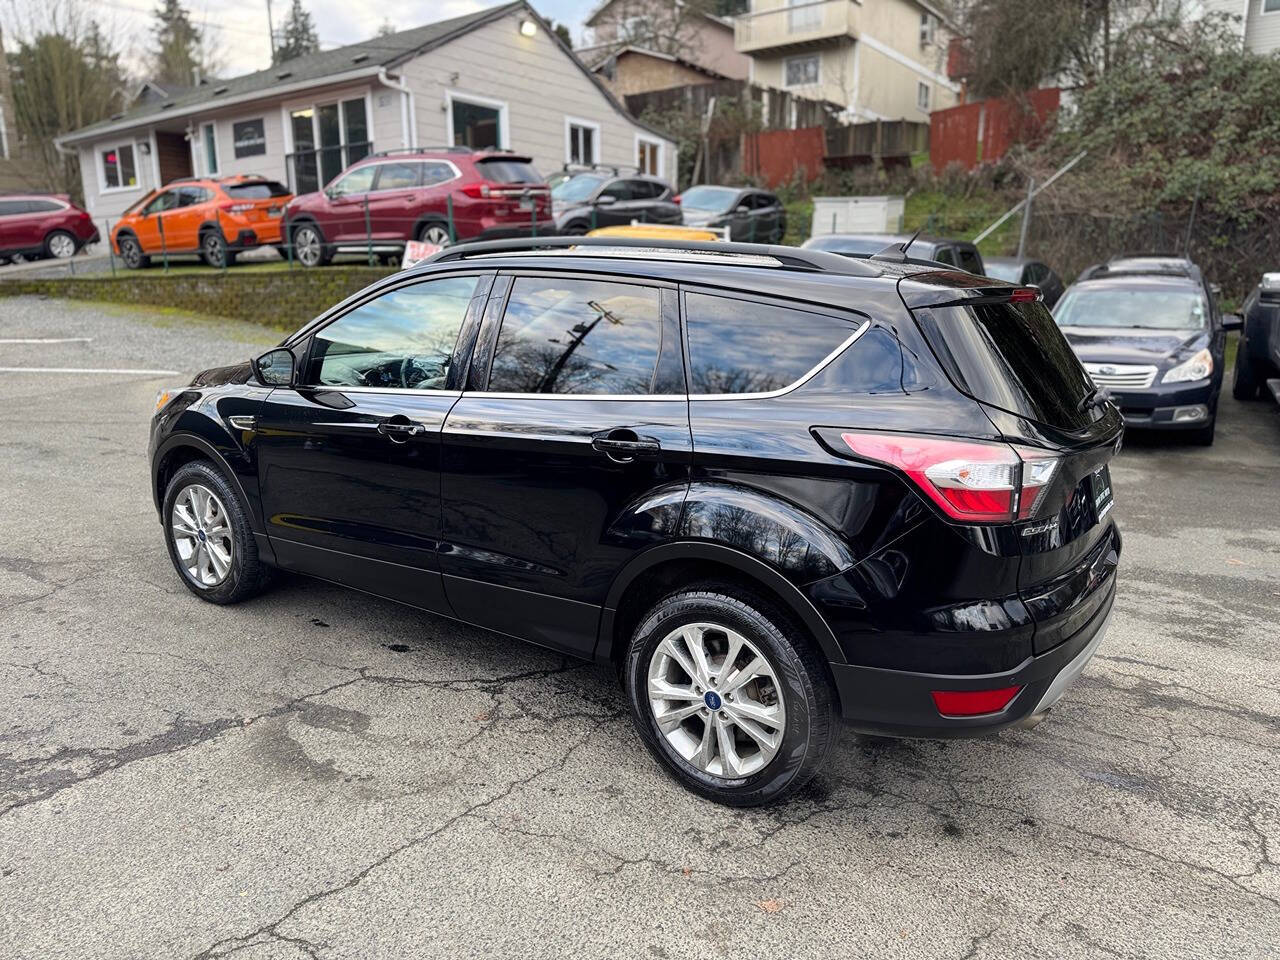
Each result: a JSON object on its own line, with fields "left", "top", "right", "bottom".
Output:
{"left": 155, "top": 131, "right": 192, "bottom": 186}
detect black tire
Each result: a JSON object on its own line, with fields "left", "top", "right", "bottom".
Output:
{"left": 1188, "top": 417, "right": 1216, "bottom": 446}
{"left": 292, "top": 222, "right": 331, "bottom": 267}
{"left": 274, "top": 245, "right": 290, "bottom": 261}
{"left": 417, "top": 221, "right": 453, "bottom": 247}
{"left": 1232, "top": 338, "right": 1264, "bottom": 401}
{"left": 45, "top": 229, "right": 78, "bottom": 259}
{"left": 162, "top": 460, "right": 272, "bottom": 604}
{"left": 118, "top": 235, "right": 149, "bottom": 269}
{"left": 624, "top": 583, "right": 838, "bottom": 806}
{"left": 200, "top": 230, "right": 237, "bottom": 268}
{"left": 562, "top": 222, "right": 589, "bottom": 236}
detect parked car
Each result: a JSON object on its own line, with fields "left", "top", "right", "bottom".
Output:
{"left": 1053, "top": 255, "right": 1240, "bottom": 445}
{"left": 551, "top": 170, "right": 680, "bottom": 235}
{"left": 676, "top": 185, "right": 786, "bottom": 243}
{"left": 802, "top": 232, "right": 985, "bottom": 275}
{"left": 0, "top": 194, "right": 99, "bottom": 264}
{"left": 284, "top": 148, "right": 552, "bottom": 267}
{"left": 1232, "top": 271, "right": 1280, "bottom": 404}
{"left": 983, "top": 256, "right": 1065, "bottom": 307}
{"left": 149, "top": 235, "right": 1122, "bottom": 805}
{"left": 112, "top": 175, "right": 292, "bottom": 269}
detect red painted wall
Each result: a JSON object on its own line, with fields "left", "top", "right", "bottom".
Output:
{"left": 741, "top": 127, "right": 826, "bottom": 188}
{"left": 930, "top": 88, "right": 1061, "bottom": 172}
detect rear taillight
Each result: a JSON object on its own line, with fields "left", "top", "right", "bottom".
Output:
{"left": 672, "top": 194, "right": 681, "bottom": 205}
{"left": 931, "top": 686, "right": 1022, "bottom": 717}
{"left": 839, "top": 432, "right": 1059, "bottom": 523}
{"left": 1009, "top": 287, "right": 1041, "bottom": 302}
{"left": 219, "top": 202, "right": 255, "bottom": 213}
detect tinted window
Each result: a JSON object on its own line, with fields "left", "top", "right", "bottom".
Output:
{"left": 308, "top": 276, "right": 479, "bottom": 389}
{"left": 26, "top": 199, "right": 61, "bottom": 213}
{"left": 551, "top": 174, "right": 605, "bottom": 203}
{"left": 679, "top": 186, "right": 737, "bottom": 213}
{"left": 600, "top": 181, "right": 632, "bottom": 202}
{"left": 143, "top": 191, "right": 179, "bottom": 215}
{"left": 374, "top": 162, "right": 420, "bottom": 190}
{"left": 178, "top": 186, "right": 211, "bottom": 207}
{"left": 422, "top": 162, "right": 455, "bottom": 186}
{"left": 224, "top": 180, "right": 290, "bottom": 199}
{"left": 933, "top": 246, "right": 955, "bottom": 265}
{"left": 956, "top": 246, "right": 983, "bottom": 274}
{"left": 476, "top": 159, "right": 542, "bottom": 183}
{"left": 917, "top": 301, "right": 1095, "bottom": 430}
{"left": 487, "top": 277, "right": 662, "bottom": 395}
{"left": 686, "top": 293, "right": 856, "bottom": 394}
{"left": 0, "top": 200, "right": 28, "bottom": 216}
{"left": 330, "top": 166, "right": 375, "bottom": 197}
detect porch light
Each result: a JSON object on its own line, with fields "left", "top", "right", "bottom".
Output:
{"left": 519, "top": 18, "right": 537, "bottom": 37}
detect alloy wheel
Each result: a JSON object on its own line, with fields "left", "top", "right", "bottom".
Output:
{"left": 295, "top": 226, "right": 322, "bottom": 266}
{"left": 48, "top": 232, "right": 77, "bottom": 258}
{"left": 120, "top": 239, "right": 141, "bottom": 268}
{"left": 203, "top": 234, "right": 226, "bottom": 267}
{"left": 647, "top": 622, "right": 786, "bottom": 778}
{"left": 421, "top": 224, "right": 452, "bottom": 247}
{"left": 170, "top": 483, "right": 234, "bottom": 587}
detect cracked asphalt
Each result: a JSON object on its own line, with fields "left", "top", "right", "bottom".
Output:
{"left": 1, "top": 294, "right": 1277, "bottom": 959}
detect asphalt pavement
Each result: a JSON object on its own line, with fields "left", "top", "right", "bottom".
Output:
{"left": 0, "top": 294, "right": 1277, "bottom": 959}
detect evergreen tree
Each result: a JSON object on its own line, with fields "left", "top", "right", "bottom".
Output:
{"left": 150, "top": 0, "right": 206, "bottom": 86}
{"left": 275, "top": 0, "right": 320, "bottom": 63}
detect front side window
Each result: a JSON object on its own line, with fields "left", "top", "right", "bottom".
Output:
{"left": 308, "top": 276, "right": 480, "bottom": 389}
{"left": 487, "top": 277, "right": 663, "bottom": 395}
{"left": 785, "top": 55, "right": 819, "bottom": 87}
{"left": 330, "top": 165, "right": 376, "bottom": 197}
{"left": 102, "top": 143, "right": 138, "bottom": 190}
{"left": 552, "top": 174, "right": 605, "bottom": 203}
{"left": 686, "top": 293, "right": 857, "bottom": 395}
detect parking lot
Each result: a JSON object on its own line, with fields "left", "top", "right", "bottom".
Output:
{"left": 1, "top": 294, "right": 1277, "bottom": 959}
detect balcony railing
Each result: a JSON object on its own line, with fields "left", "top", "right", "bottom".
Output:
{"left": 284, "top": 141, "right": 372, "bottom": 196}
{"left": 735, "top": 0, "right": 856, "bottom": 54}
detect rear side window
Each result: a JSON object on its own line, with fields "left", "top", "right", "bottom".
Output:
{"left": 308, "top": 276, "right": 479, "bottom": 390}
{"left": 476, "top": 159, "right": 542, "bottom": 183}
{"left": 224, "top": 180, "right": 290, "bottom": 199}
{"left": 917, "top": 301, "right": 1095, "bottom": 430}
{"left": 685, "top": 292, "right": 856, "bottom": 395}
{"left": 487, "top": 277, "right": 663, "bottom": 395}
{"left": 422, "top": 162, "right": 456, "bottom": 186}
{"left": 26, "top": 199, "right": 61, "bottom": 212}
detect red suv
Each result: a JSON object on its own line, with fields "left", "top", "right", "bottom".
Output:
{"left": 0, "top": 194, "right": 99, "bottom": 264}
{"left": 282, "top": 148, "right": 552, "bottom": 267}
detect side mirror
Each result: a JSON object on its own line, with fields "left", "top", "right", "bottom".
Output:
{"left": 736, "top": 203, "right": 751, "bottom": 213}
{"left": 596, "top": 194, "right": 616, "bottom": 206}
{"left": 252, "top": 347, "right": 297, "bottom": 387}
{"left": 1222, "top": 313, "right": 1244, "bottom": 332}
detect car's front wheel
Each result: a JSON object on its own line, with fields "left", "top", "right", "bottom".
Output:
{"left": 292, "top": 223, "right": 330, "bottom": 267}
{"left": 162, "top": 460, "right": 272, "bottom": 604}
{"left": 624, "top": 584, "right": 838, "bottom": 806}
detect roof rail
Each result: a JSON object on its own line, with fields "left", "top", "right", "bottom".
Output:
{"left": 421, "top": 235, "right": 883, "bottom": 276}
{"left": 371, "top": 146, "right": 477, "bottom": 157}
{"left": 559, "top": 161, "right": 643, "bottom": 177}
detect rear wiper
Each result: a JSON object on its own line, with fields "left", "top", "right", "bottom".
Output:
{"left": 1077, "top": 385, "right": 1111, "bottom": 412}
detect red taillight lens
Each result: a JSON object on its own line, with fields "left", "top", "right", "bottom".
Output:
{"left": 461, "top": 182, "right": 492, "bottom": 199}
{"left": 839, "top": 432, "right": 1059, "bottom": 523}
{"left": 672, "top": 194, "right": 681, "bottom": 205}
{"left": 1009, "top": 287, "right": 1040, "bottom": 302}
{"left": 931, "top": 686, "right": 1022, "bottom": 717}
{"left": 219, "top": 202, "right": 255, "bottom": 213}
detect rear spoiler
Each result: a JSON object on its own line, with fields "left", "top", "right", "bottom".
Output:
{"left": 898, "top": 273, "right": 1044, "bottom": 310}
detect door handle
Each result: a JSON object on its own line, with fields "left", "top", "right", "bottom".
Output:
{"left": 377, "top": 418, "right": 425, "bottom": 442}
{"left": 592, "top": 431, "right": 660, "bottom": 463}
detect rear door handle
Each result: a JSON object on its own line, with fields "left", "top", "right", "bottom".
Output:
{"left": 377, "top": 417, "right": 425, "bottom": 442}
{"left": 592, "top": 431, "right": 660, "bottom": 463}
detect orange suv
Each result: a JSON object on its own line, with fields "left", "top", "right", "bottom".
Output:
{"left": 112, "top": 175, "right": 293, "bottom": 269}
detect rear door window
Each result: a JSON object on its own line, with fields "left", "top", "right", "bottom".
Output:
{"left": 486, "top": 277, "right": 663, "bottom": 395}
{"left": 374, "top": 162, "right": 420, "bottom": 191}
{"left": 685, "top": 292, "right": 857, "bottom": 395}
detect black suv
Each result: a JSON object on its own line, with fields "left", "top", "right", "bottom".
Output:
{"left": 1055, "top": 256, "right": 1240, "bottom": 445}
{"left": 149, "top": 237, "right": 1122, "bottom": 805}
{"left": 802, "top": 233, "right": 986, "bottom": 275}
{"left": 1232, "top": 271, "right": 1280, "bottom": 406}
{"left": 550, "top": 170, "right": 681, "bottom": 235}
{"left": 676, "top": 185, "right": 786, "bottom": 243}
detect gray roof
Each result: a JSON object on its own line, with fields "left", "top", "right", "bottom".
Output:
{"left": 62, "top": 2, "right": 669, "bottom": 146}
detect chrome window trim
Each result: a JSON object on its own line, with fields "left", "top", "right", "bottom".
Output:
{"left": 333, "top": 158, "right": 462, "bottom": 198}
{"left": 302, "top": 386, "right": 463, "bottom": 397}
{"left": 462, "top": 392, "right": 687, "bottom": 402}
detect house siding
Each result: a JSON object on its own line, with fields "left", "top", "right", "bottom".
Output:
{"left": 1245, "top": 0, "right": 1280, "bottom": 53}
{"left": 598, "top": 51, "right": 719, "bottom": 98}
{"left": 587, "top": 0, "right": 751, "bottom": 79}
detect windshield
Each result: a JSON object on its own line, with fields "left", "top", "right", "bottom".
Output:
{"left": 552, "top": 174, "right": 605, "bottom": 203}
{"left": 679, "top": 186, "right": 738, "bottom": 213}
{"left": 983, "top": 261, "right": 1023, "bottom": 283}
{"left": 1054, "top": 286, "right": 1207, "bottom": 330}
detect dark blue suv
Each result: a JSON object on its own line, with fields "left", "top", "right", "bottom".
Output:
{"left": 148, "top": 237, "right": 1122, "bottom": 805}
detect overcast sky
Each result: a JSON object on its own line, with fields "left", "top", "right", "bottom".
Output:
{"left": 6, "top": 0, "right": 599, "bottom": 76}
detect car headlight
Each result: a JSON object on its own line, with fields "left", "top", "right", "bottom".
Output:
{"left": 154, "top": 388, "right": 182, "bottom": 414}
{"left": 1163, "top": 348, "right": 1213, "bottom": 384}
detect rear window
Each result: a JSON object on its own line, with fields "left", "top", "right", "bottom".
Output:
{"left": 680, "top": 186, "right": 737, "bottom": 212}
{"left": 686, "top": 292, "right": 855, "bottom": 395}
{"left": 476, "top": 159, "right": 542, "bottom": 184}
{"left": 916, "top": 300, "right": 1095, "bottom": 431}
{"left": 224, "top": 180, "right": 290, "bottom": 199}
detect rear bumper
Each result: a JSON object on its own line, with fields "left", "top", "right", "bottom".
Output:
{"left": 1110, "top": 379, "right": 1217, "bottom": 429}
{"left": 829, "top": 584, "right": 1115, "bottom": 738}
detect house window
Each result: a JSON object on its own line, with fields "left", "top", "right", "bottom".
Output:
{"left": 202, "top": 123, "right": 219, "bottom": 174}
{"left": 450, "top": 95, "right": 505, "bottom": 150}
{"left": 784, "top": 54, "right": 820, "bottom": 87}
{"left": 636, "top": 135, "right": 661, "bottom": 176}
{"left": 787, "top": 0, "right": 822, "bottom": 32}
{"left": 566, "top": 118, "right": 600, "bottom": 164}
{"left": 287, "top": 96, "right": 372, "bottom": 194}
{"left": 917, "top": 82, "right": 931, "bottom": 111}
{"left": 920, "top": 12, "right": 936, "bottom": 47}
{"left": 101, "top": 143, "right": 138, "bottom": 190}
{"left": 1264, "top": 0, "right": 1280, "bottom": 11}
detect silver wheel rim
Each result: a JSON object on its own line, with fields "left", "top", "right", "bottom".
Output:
{"left": 121, "top": 240, "right": 139, "bottom": 267}
{"left": 171, "top": 483, "right": 233, "bottom": 587}
{"left": 422, "top": 225, "right": 451, "bottom": 247}
{"left": 296, "top": 227, "right": 321, "bottom": 266}
{"left": 49, "top": 233, "right": 76, "bottom": 258}
{"left": 647, "top": 622, "right": 786, "bottom": 779}
{"left": 204, "top": 235, "right": 224, "bottom": 265}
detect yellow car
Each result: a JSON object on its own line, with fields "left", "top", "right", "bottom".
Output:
{"left": 585, "top": 223, "right": 725, "bottom": 242}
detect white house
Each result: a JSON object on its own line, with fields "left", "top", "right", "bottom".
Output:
{"left": 56, "top": 2, "right": 677, "bottom": 234}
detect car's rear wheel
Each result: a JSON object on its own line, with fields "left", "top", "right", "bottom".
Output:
{"left": 45, "top": 230, "right": 78, "bottom": 259}
{"left": 292, "top": 223, "right": 329, "bottom": 267}
{"left": 562, "top": 222, "right": 589, "bottom": 236}
{"left": 417, "top": 222, "right": 452, "bottom": 247}
{"left": 118, "top": 235, "right": 148, "bottom": 269}
{"left": 162, "top": 460, "right": 272, "bottom": 604}
{"left": 624, "top": 584, "right": 838, "bottom": 806}
{"left": 1232, "top": 339, "right": 1264, "bottom": 401}
{"left": 201, "top": 231, "right": 236, "bottom": 268}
